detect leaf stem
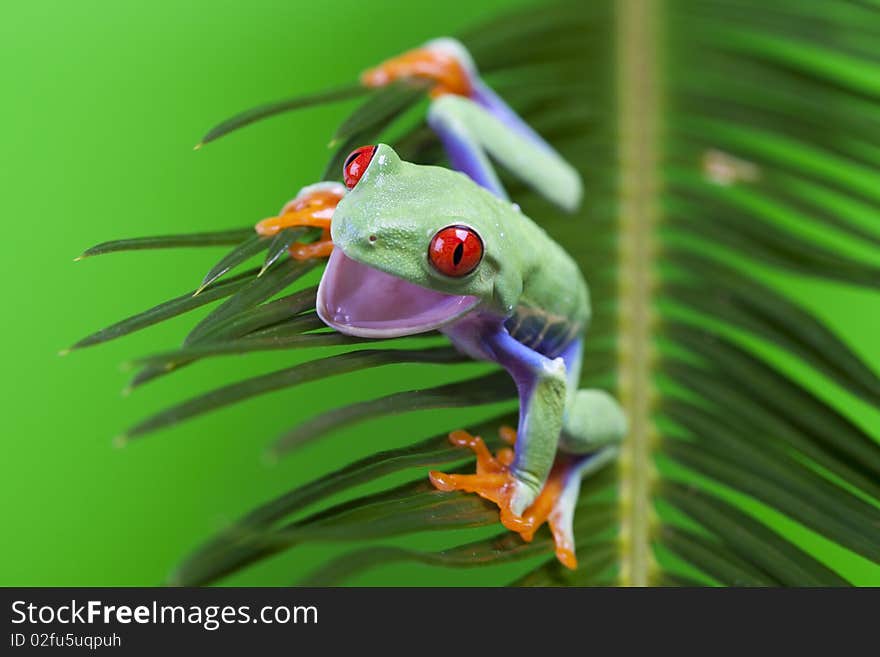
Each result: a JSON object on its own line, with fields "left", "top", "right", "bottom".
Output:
{"left": 616, "top": 0, "right": 662, "bottom": 586}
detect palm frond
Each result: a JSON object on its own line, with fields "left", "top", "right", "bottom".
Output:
{"left": 72, "top": 0, "right": 880, "bottom": 585}
{"left": 119, "top": 347, "right": 471, "bottom": 442}
{"left": 195, "top": 84, "right": 368, "bottom": 148}
{"left": 195, "top": 233, "right": 271, "bottom": 295}
{"left": 75, "top": 228, "right": 253, "bottom": 260}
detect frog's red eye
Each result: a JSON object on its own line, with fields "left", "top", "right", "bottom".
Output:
{"left": 428, "top": 225, "right": 483, "bottom": 277}
{"left": 343, "top": 145, "right": 377, "bottom": 189}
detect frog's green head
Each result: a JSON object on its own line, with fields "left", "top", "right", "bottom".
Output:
{"left": 317, "top": 144, "right": 525, "bottom": 338}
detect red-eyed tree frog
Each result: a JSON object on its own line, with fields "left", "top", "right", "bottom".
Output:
{"left": 256, "top": 39, "right": 626, "bottom": 569}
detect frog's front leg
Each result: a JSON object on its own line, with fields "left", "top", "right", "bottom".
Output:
{"left": 254, "top": 182, "right": 345, "bottom": 261}
{"left": 430, "top": 327, "right": 567, "bottom": 521}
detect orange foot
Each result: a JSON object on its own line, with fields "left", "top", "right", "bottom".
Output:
{"left": 361, "top": 45, "right": 472, "bottom": 98}
{"left": 503, "top": 459, "right": 578, "bottom": 569}
{"left": 429, "top": 427, "right": 579, "bottom": 570}
{"left": 429, "top": 429, "right": 518, "bottom": 513}
{"left": 255, "top": 184, "right": 344, "bottom": 261}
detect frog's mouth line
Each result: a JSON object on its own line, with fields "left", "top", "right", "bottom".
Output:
{"left": 316, "top": 249, "right": 479, "bottom": 338}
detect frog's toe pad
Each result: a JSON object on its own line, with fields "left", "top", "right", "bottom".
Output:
{"left": 428, "top": 470, "right": 517, "bottom": 508}
{"left": 429, "top": 430, "right": 518, "bottom": 510}
{"left": 255, "top": 185, "right": 343, "bottom": 261}
{"left": 290, "top": 239, "right": 333, "bottom": 261}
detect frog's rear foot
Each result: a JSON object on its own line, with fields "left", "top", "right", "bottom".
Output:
{"left": 499, "top": 450, "right": 585, "bottom": 569}
{"left": 429, "top": 427, "right": 582, "bottom": 569}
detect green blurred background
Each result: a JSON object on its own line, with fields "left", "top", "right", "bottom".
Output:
{"left": 2, "top": 0, "right": 879, "bottom": 586}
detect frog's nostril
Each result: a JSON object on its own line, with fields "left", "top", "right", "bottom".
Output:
{"left": 368, "top": 234, "right": 378, "bottom": 243}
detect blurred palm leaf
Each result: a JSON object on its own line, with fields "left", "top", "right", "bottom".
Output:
{"left": 72, "top": 0, "right": 880, "bottom": 586}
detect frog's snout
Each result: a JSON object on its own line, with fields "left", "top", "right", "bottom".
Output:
{"left": 331, "top": 212, "right": 407, "bottom": 259}
{"left": 331, "top": 222, "right": 376, "bottom": 257}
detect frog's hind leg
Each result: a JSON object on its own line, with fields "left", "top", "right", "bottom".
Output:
{"left": 515, "top": 340, "right": 625, "bottom": 569}
{"left": 428, "top": 427, "right": 588, "bottom": 569}
{"left": 533, "top": 387, "right": 625, "bottom": 567}
{"left": 429, "top": 327, "right": 568, "bottom": 520}
{"left": 488, "top": 342, "right": 625, "bottom": 570}
{"left": 504, "top": 448, "right": 618, "bottom": 569}
{"left": 560, "top": 388, "right": 628, "bottom": 454}
{"left": 427, "top": 94, "right": 583, "bottom": 212}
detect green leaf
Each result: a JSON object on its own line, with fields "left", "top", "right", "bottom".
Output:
{"left": 297, "top": 448, "right": 620, "bottom": 584}
{"left": 194, "top": 234, "right": 270, "bottom": 295}
{"left": 328, "top": 82, "right": 427, "bottom": 148}
{"left": 190, "top": 286, "right": 319, "bottom": 344}
{"left": 170, "top": 478, "right": 498, "bottom": 586}
{"left": 261, "top": 228, "right": 310, "bottom": 275}
{"left": 298, "top": 502, "right": 616, "bottom": 585}
{"left": 173, "top": 447, "right": 617, "bottom": 586}
{"left": 660, "top": 483, "right": 849, "bottom": 586}
{"left": 664, "top": 439, "right": 880, "bottom": 563}
{"left": 667, "top": 196, "right": 880, "bottom": 289}
{"left": 171, "top": 414, "right": 515, "bottom": 585}
{"left": 665, "top": 323, "right": 880, "bottom": 484}
{"left": 126, "top": 304, "right": 333, "bottom": 392}
{"left": 120, "top": 347, "right": 469, "bottom": 441}
{"left": 212, "top": 417, "right": 511, "bottom": 529}
{"left": 510, "top": 541, "right": 617, "bottom": 587}
{"left": 75, "top": 229, "right": 253, "bottom": 259}
{"left": 665, "top": 250, "right": 880, "bottom": 404}
{"left": 66, "top": 268, "right": 259, "bottom": 352}
{"left": 196, "top": 84, "right": 367, "bottom": 147}
{"left": 660, "top": 526, "right": 778, "bottom": 587}
{"left": 270, "top": 370, "right": 515, "bottom": 458}
{"left": 184, "top": 258, "right": 317, "bottom": 346}
{"left": 666, "top": 399, "right": 880, "bottom": 537}
{"left": 133, "top": 327, "right": 368, "bottom": 369}
{"left": 664, "top": 362, "right": 880, "bottom": 502}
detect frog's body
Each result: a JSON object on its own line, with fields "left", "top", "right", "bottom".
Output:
{"left": 502, "top": 240, "right": 588, "bottom": 360}
{"left": 317, "top": 146, "right": 626, "bottom": 568}
{"left": 261, "top": 38, "right": 625, "bottom": 568}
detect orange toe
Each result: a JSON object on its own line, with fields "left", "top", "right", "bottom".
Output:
{"left": 549, "top": 518, "right": 578, "bottom": 570}
{"left": 290, "top": 239, "right": 333, "bottom": 261}
{"left": 429, "top": 430, "right": 518, "bottom": 511}
{"left": 255, "top": 187, "right": 342, "bottom": 261}
{"left": 428, "top": 470, "right": 516, "bottom": 508}
{"left": 498, "top": 425, "right": 517, "bottom": 445}
{"left": 513, "top": 461, "right": 578, "bottom": 569}
{"left": 361, "top": 47, "right": 472, "bottom": 98}
{"left": 499, "top": 463, "right": 565, "bottom": 542}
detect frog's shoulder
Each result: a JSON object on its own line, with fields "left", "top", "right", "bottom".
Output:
{"left": 501, "top": 215, "right": 590, "bottom": 357}
{"left": 504, "top": 300, "right": 587, "bottom": 358}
